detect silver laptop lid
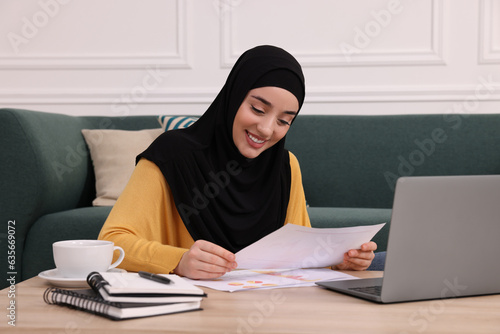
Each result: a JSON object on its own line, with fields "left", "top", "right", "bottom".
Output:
{"left": 381, "top": 175, "right": 500, "bottom": 303}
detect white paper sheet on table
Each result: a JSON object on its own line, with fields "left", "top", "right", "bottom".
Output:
{"left": 235, "top": 223, "right": 386, "bottom": 270}
{"left": 184, "top": 268, "right": 358, "bottom": 292}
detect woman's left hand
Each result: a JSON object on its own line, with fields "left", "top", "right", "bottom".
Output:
{"left": 332, "top": 241, "right": 377, "bottom": 271}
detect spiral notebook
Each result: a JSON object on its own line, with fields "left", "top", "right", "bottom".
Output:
{"left": 43, "top": 271, "right": 205, "bottom": 320}
{"left": 44, "top": 288, "right": 201, "bottom": 320}
{"left": 88, "top": 271, "right": 206, "bottom": 303}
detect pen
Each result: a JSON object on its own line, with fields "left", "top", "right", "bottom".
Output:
{"left": 138, "top": 271, "right": 173, "bottom": 285}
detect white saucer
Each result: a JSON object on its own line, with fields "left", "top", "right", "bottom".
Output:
{"left": 38, "top": 268, "right": 126, "bottom": 288}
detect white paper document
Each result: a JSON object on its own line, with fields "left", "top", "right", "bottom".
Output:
{"left": 235, "top": 223, "right": 385, "bottom": 270}
{"left": 184, "top": 268, "right": 358, "bottom": 292}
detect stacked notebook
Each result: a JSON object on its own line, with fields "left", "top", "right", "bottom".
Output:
{"left": 43, "top": 271, "right": 206, "bottom": 320}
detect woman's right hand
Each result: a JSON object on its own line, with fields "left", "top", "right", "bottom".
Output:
{"left": 173, "top": 240, "right": 237, "bottom": 279}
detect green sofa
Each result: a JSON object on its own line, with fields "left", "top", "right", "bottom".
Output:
{"left": 2, "top": 108, "right": 500, "bottom": 288}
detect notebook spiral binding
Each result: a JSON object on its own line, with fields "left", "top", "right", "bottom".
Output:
{"left": 43, "top": 287, "right": 114, "bottom": 318}
{"left": 87, "top": 271, "right": 110, "bottom": 293}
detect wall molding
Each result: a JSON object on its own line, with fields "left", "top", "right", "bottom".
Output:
{"left": 479, "top": 0, "right": 500, "bottom": 64}
{"left": 306, "top": 84, "right": 500, "bottom": 102}
{"left": 221, "top": 0, "right": 445, "bottom": 67}
{"left": 0, "top": 0, "right": 188, "bottom": 69}
{"left": 2, "top": 84, "right": 500, "bottom": 106}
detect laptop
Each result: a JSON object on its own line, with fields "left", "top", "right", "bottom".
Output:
{"left": 316, "top": 175, "right": 500, "bottom": 303}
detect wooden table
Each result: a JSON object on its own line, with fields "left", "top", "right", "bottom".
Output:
{"left": 1, "top": 271, "right": 499, "bottom": 333}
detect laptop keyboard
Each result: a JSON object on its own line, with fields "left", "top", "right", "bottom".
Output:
{"left": 348, "top": 285, "right": 382, "bottom": 296}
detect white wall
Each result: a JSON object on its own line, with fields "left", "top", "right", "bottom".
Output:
{"left": 0, "top": 0, "right": 499, "bottom": 116}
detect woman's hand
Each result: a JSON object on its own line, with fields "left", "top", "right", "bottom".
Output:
{"left": 333, "top": 241, "right": 377, "bottom": 271}
{"left": 173, "top": 240, "right": 237, "bottom": 279}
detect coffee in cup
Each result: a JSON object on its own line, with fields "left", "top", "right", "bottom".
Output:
{"left": 53, "top": 240, "right": 125, "bottom": 278}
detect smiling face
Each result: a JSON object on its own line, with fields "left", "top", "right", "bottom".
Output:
{"left": 232, "top": 86, "right": 299, "bottom": 159}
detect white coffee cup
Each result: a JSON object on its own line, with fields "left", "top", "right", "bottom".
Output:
{"left": 53, "top": 240, "right": 125, "bottom": 278}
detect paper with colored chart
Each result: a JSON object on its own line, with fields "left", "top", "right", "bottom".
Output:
{"left": 235, "top": 223, "right": 386, "bottom": 269}
{"left": 184, "top": 268, "right": 357, "bottom": 292}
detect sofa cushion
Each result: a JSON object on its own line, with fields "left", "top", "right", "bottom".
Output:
{"left": 82, "top": 128, "right": 163, "bottom": 206}
{"left": 22, "top": 206, "right": 113, "bottom": 280}
{"left": 158, "top": 116, "right": 198, "bottom": 130}
{"left": 81, "top": 117, "right": 199, "bottom": 207}
{"left": 307, "top": 207, "right": 391, "bottom": 252}
{"left": 286, "top": 114, "right": 500, "bottom": 209}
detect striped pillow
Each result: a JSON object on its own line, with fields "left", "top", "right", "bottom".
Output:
{"left": 158, "top": 116, "right": 198, "bottom": 131}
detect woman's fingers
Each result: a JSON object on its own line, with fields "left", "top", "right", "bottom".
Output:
{"left": 196, "top": 240, "right": 237, "bottom": 269}
{"left": 334, "top": 242, "right": 377, "bottom": 271}
{"left": 174, "top": 240, "right": 237, "bottom": 279}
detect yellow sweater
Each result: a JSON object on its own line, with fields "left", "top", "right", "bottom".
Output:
{"left": 98, "top": 151, "right": 311, "bottom": 274}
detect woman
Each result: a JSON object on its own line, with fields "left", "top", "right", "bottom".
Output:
{"left": 99, "top": 45, "right": 376, "bottom": 279}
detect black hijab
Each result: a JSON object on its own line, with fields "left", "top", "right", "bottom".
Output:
{"left": 138, "top": 45, "right": 305, "bottom": 253}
